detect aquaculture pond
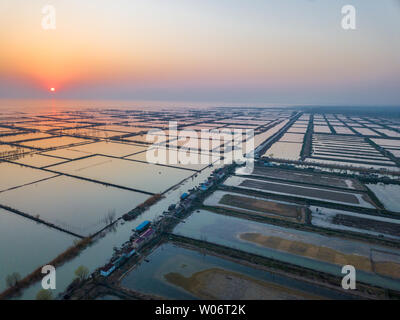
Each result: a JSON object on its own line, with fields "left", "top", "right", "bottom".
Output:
{"left": 120, "top": 243, "right": 354, "bottom": 300}
{"left": 0, "top": 208, "right": 77, "bottom": 292}
{"left": 173, "top": 210, "right": 400, "bottom": 291}
{"left": 46, "top": 155, "right": 196, "bottom": 194}
{"left": 0, "top": 175, "right": 150, "bottom": 236}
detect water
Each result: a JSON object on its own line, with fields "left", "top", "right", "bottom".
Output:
{"left": 0, "top": 132, "right": 52, "bottom": 143}
{"left": 0, "top": 175, "right": 150, "bottom": 236}
{"left": 0, "top": 162, "right": 56, "bottom": 192}
{"left": 0, "top": 208, "right": 77, "bottom": 292}
{"left": 12, "top": 154, "right": 66, "bottom": 168}
{"left": 15, "top": 163, "right": 219, "bottom": 299}
{"left": 173, "top": 210, "right": 400, "bottom": 291}
{"left": 0, "top": 99, "right": 290, "bottom": 112}
{"left": 1, "top": 102, "right": 398, "bottom": 301}
{"left": 126, "top": 147, "right": 218, "bottom": 172}
{"left": 120, "top": 243, "right": 354, "bottom": 300}
{"left": 367, "top": 183, "right": 400, "bottom": 213}
{"left": 51, "top": 141, "right": 148, "bottom": 158}
{"left": 19, "top": 136, "right": 93, "bottom": 150}
{"left": 46, "top": 155, "right": 196, "bottom": 194}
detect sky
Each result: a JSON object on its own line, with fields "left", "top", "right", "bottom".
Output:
{"left": 0, "top": 0, "right": 400, "bottom": 105}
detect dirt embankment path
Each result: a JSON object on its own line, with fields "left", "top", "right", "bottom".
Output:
{"left": 164, "top": 267, "right": 323, "bottom": 300}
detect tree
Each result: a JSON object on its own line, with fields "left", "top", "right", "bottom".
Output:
{"left": 5, "top": 272, "right": 21, "bottom": 288}
{"left": 104, "top": 209, "right": 116, "bottom": 226}
{"left": 74, "top": 265, "right": 89, "bottom": 282}
{"left": 36, "top": 289, "right": 53, "bottom": 300}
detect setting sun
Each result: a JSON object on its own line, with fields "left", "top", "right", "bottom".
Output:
{"left": 50, "top": 87, "right": 55, "bottom": 92}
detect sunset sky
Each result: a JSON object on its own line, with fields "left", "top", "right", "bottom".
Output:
{"left": 0, "top": 0, "right": 399, "bottom": 105}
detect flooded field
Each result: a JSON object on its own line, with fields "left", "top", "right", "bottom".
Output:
{"left": 1, "top": 107, "right": 400, "bottom": 300}
{"left": 125, "top": 147, "right": 218, "bottom": 171}
{"left": 18, "top": 136, "right": 93, "bottom": 150}
{"left": 15, "top": 162, "right": 220, "bottom": 300}
{"left": 173, "top": 210, "right": 400, "bottom": 290}
{"left": 367, "top": 184, "right": 400, "bottom": 213}
{"left": 46, "top": 155, "right": 195, "bottom": 194}
{"left": 0, "top": 175, "right": 150, "bottom": 236}
{"left": 0, "top": 162, "right": 56, "bottom": 192}
{"left": 120, "top": 243, "right": 353, "bottom": 300}
{"left": 53, "top": 141, "right": 148, "bottom": 158}
{"left": 57, "top": 128, "right": 125, "bottom": 139}
{"left": 0, "top": 208, "right": 77, "bottom": 292}
{"left": 11, "top": 154, "right": 67, "bottom": 168}
{"left": 0, "top": 132, "right": 53, "bottom": 143}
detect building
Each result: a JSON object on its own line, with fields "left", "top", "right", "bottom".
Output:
{"left": 100, "top": 263, "right": 116, "bottom": 277}
{"left": 134, "top": 220, "right": 151, "bottom": 233}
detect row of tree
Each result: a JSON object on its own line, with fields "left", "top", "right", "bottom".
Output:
{"left": 4, "top": 265, "right": 89, "bottom": 300}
